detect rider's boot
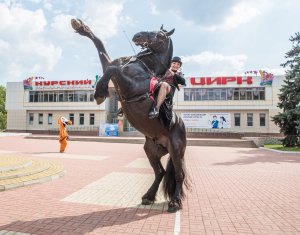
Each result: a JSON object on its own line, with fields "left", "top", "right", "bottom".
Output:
{"left": 148, "top": 106, "right": 159, "bottom": 119}
{"left": 117, "top": 108, "right": 124, "bottom": 117}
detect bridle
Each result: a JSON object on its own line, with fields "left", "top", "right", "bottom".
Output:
{"left": 140, "top": 30, "right": 170, "bottom": 50}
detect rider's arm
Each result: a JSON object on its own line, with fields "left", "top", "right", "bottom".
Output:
{"left": 174, "top": 73, "right": 186, "bottom": 86}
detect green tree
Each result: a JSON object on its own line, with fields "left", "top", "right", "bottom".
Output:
{"left": 0, "top": 85, "right": 7, "bottom": 130}
{"left": 272, "top": 33, "right": 300, "bottom": 147}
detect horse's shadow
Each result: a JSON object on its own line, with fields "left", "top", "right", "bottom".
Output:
{"left": 0, "top": 206, "right": 164, "bottom": 234}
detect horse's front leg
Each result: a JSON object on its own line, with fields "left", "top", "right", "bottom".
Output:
{"left": 142, "top": 137, "right": 167, "bottom": 205}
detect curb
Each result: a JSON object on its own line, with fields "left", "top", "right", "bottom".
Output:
{"left": 259, "top": 147, "right": 300, "bottom": 154}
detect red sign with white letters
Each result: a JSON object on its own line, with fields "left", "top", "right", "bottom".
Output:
{"left": 190, "top": 76, "right": 253, "bottom": 86}
{"left": 33, "top": 80, "right": 94, "bottom": 90}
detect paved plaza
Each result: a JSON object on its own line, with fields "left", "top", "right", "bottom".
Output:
{"left": 0, "top": 136, "right": 300, "bottom": 235}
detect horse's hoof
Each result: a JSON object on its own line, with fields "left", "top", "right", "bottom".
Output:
{"left": 167, "top": 201, "right": 181, "bottom": 213}
{"left": 141, "top": 198, "right": 154, "bottom": 205}
{"left": 71, "top": 19, "right": 81, "bottom": 30}
{"left": 167, "top": 206, "right": 179, "bottom": 213}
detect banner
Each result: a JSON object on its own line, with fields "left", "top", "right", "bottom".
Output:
{"left": 181, "top": 113, "right": 231, "bottom": 129}
{"left": 99, "top": 123, "right": 119, "bottom": 136}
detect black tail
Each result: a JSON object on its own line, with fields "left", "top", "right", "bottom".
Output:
{"left": 163, "top": 157, "right": 190, "bottom": 202}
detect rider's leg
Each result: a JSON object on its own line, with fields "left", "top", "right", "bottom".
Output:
{"left": 149, "top": 82, "right": 171, "bottom": 119}
{"left": 156, "top": 82, "right": 171, "bottom": 109}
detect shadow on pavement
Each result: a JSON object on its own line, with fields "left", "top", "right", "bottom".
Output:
{"left": 0, "top": 207, "right": 164, "bottom": 234}
{"left": 23, "top": 152, "right": 61, "bottom": 155}
{"left": 213, "top": 149, "right": 300, "bottom": 166}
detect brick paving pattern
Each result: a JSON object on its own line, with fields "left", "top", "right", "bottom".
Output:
{"left": 0, "top": 136, "right": 299, "bottom": 234}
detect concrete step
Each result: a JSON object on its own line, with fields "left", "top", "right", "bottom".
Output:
{"left": 0, "top": 155, "right": 32, "bottom": 173}
{"left": 0, "top": 155, "right": 65, "bottom": 191}
{"left": 25, "top": 135, "right": 257, "bottom": 148}
{"left": 0, "top": 158, "right": 50, "bottom": 180}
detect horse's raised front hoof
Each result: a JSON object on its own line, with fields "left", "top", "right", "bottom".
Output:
{"left": 141, "top": 198, "right": 154, "bottom": 205}
{"left": 71, "top": 18, "right": 82, "bottom": 31}
{"left": 70, "top": 18, "right": 94, "bottom": 38}
{"left": 167, "top": 200, "right": 181, "bottom": 213}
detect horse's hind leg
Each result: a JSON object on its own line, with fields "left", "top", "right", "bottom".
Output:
{"left": 167, "top": 149, "right": 186, "bottom": 212}
{"left": 141, "top": 137, "right": 168, "bottom": 205}
{"left": 164, "top": 122, "right": 188, "bottom": 212}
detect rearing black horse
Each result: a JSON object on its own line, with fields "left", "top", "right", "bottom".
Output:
{"left": 71, "top": 19, "right": 189, "bottom": 212}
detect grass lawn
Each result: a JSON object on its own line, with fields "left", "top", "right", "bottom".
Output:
{"left": 264, "top": 144, "right": 300, "bottom": 152}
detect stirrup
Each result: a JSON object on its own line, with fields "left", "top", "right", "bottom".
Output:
{"left": 117, "top": 108, "right": 124, "bottom": 117}
{"left": 148, "top": 107, "right": 159, "bottom": 119}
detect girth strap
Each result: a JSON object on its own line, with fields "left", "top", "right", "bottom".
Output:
{"left": 119, "top": 93, "right": 150, "bottom": 103}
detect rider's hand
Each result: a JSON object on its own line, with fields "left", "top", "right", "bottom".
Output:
{"left": 166, "top": 69, "right": 174, "bottom": 77}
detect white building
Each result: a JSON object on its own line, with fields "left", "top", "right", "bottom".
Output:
{"left": 5, "top": 74, "right": 284, "bottom": 136}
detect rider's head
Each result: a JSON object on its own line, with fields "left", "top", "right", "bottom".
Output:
{"left": 171, "top": 56, "right": 182, "bottom": 72}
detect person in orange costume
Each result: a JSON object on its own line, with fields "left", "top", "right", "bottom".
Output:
{"left": 58, "top": 116, "right": 72, "bottom": 153}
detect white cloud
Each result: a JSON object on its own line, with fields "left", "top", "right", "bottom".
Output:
{"left": 0, "top": 39, "right": 10, "bottom": 51}
{"left": 202, "top": 1, "right": 261, "bottom": 31}
{"left": 149, "top": 2, "right": 159, "bottom": 15}
{"left": 27, "top": 0, "right": 42, "bottom": 3}
{"left": 50, "top": 13, "right": 76, "bottom": 42}
{"left": 0, "top": 3, "right": 62, "bottom": 82}
{"left": 81, "top": 0, "right": 124, "bottom": 40}
{"left": 7, "top": 62, "right": 22, "bottom": 78}
{"left": 182, "top": 51, "right": 248, "bottom": 76}
{"left": 18, "top": 40, "right": 62, "bottom": 71}
{"left": 261, "top": 67, "right": 285, "bottom": 75}
{"left": 43, "top": 0, "right": 52, "bottom": 11}
{"left": 0, "top": 4, "right": 46, "bottom": 34}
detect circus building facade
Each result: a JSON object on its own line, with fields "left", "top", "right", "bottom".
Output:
{"left": 6, "top": 72, "right": 284, "bottom": 136}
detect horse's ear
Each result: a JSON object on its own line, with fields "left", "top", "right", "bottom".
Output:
{"left": 160, "top": 24, "right": 164, "bottom": 30}
{"left": 166, "top": 28, "right": 175, "bottom": 36}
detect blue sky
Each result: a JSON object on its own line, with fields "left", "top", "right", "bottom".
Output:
{"left": 0, "top": 0, "right": 299, "bottom": 85}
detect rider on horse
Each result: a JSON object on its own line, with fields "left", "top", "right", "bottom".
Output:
{"left": 117, "top": 56, "right": 186, "bottom": 119}
{"left": 148, "top": 56, "right": 186, "bottom": 119}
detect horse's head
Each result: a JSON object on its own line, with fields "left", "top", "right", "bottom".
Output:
{"left": 132, "top": 26, "right": 175, "bottom": 52}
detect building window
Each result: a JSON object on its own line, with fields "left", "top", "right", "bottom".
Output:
{"left": 79, "top": 113, "right": 84, "bottom": 125}
{"left": 29, "top": 113, "right": 34, "bottom": 125}
{"left": 246, "top": 89, "right": 253, "bottom": 100}
{"left": 260, "top": 113, "right": 266, "bottom": 126}
{"left": 48, "top": 113, "right": 53, "bottom": 125}
{"left": 44, "top": 93, "right": 48, "bottom": 102}
{"left": 239, "top": 89, "right": 246, "bottom": 100}
{"left": 78, "top": 92, "right": 87, "bottom": 102}
{"left": 183, "top": 87, "right": 265, "bottom": 101}
{"left": 90, "top": 113, "right": 95, "bottom": 125}
{"left": 233, "top": 88, "right": 239, "bottom": 100}
{"left": 68, "top": 92, "right": 74, "bottom": 102}
{"left": 69, "top": 113, "right": 74, "bottom": 125}
{"left": 38, "top": 113, "right": 43, "bottom": 125}
{"left": 29, "top": 90, "right": 95, "bottom": 103}
{"left": 33, "top": 92, "right": 39, "bottom": 102}
{"left": 247, "top": 113, "right": 253, "bottom": 126}
{"left": 234, "top": 113, "right": 240, "bottom": 126}
{"left": 89, "top": 91, "right": 94, "bottom": 102}
{"left": 49, "top": 93, "right": 54, "bottom": 102}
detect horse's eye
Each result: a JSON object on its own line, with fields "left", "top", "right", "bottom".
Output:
{"left": 158, "top": 32, "right": 165, "bottom": 38}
